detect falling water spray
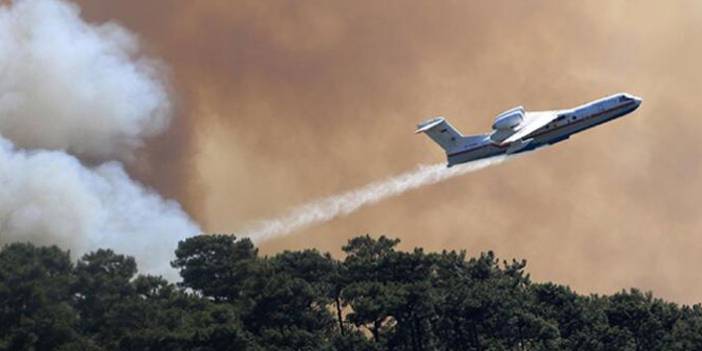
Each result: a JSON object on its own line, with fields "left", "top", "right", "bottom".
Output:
{"left": 241, "top": 156, "right": 508, "bottom": 243}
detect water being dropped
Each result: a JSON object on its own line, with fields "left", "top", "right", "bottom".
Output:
{"left": 241, "top": 155, "right": 509, "bottom": 243}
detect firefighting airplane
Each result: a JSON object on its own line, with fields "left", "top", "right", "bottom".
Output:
{"left": 416, "top": 93, "right": 642, "bottom": 166}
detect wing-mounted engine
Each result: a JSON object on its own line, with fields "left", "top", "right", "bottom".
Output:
{"left": 492, "top": 106, "right": 525, "bottom": 130}
{"left": 490, "top": 106, "right": 525, "bottom": 143}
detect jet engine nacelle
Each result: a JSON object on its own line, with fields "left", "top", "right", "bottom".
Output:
{"left": 492, "top": 106, "right": 525, "bottom": 130}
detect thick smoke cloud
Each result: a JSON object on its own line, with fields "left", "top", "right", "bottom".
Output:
{"left": 0, "top": 138, "right": 199, "bottom": 276}
{"left": 0, "top": 0, "right": 170, "bottom": 160}
{"left": 76, "top": 1, "right": 702, "bottom": 304}
{"left": 0, "top": 0, "right": 199, "bottom": 277}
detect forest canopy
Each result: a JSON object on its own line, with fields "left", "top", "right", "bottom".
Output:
{"left": 1, "top": 234, "right": 701, "bottom": 350}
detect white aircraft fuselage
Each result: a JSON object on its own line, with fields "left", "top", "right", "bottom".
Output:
{"left": 416, "top": 93, "right": 642, "bottom": 167}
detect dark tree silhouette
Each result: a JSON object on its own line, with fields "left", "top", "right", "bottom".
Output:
{"left": 2, "top": 235, "right": 702, "bottom": 350}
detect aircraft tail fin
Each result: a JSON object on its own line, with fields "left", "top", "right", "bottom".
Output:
{"left": 415, "top": 117, "right": 464, "bottom": 153}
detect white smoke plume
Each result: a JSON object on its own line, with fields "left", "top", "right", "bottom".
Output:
{"left": 241, "top": 156, "right": 508, "bottom": 243}
{"left": 0, "top": 0, "right": 199, "bottom": 278}
{"left": 0, "top": 139, "right": 199, "bottom": 277}
{"left": 0, "top": 0, "right": 169, "bottom": 160}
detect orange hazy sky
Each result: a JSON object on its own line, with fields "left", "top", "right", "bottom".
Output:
{"left": 76, "top": 1, "right": 702, "bottom": 304}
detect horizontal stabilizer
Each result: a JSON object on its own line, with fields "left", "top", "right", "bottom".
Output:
{"left": 415, "top": 117, "right": 446, "bottom": 134}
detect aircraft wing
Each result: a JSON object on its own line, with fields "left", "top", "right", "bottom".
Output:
{"left": 500, "top": 111, "right": 560, "bottom": 145}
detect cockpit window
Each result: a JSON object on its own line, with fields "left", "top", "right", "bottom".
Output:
{"left": 618, "top": 96, "right": 628, "bottom": 102}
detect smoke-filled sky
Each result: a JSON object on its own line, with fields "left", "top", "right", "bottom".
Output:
{"left": 32, "top": 0, "right": 702, "bottom": 304}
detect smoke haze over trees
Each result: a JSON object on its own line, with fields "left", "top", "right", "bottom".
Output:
{"left": 1, "top": 4, "right": 699, "bottom": 350}
{"left": 2, "top": 234, "right": 702, "bottom": 350}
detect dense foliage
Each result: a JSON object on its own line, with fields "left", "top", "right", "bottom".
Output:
{"left": 1, "top": 235, "right": 701, "bottom": 350}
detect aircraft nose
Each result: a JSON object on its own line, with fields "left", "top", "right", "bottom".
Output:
{"left": 630, "top": 97, "right": 642, "bottom": 113}
{"left": 624, "top": 93, "right": 642, "bottom": 107}
{"left": 625, "top": 93, "right": 641, "bottom": 102}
